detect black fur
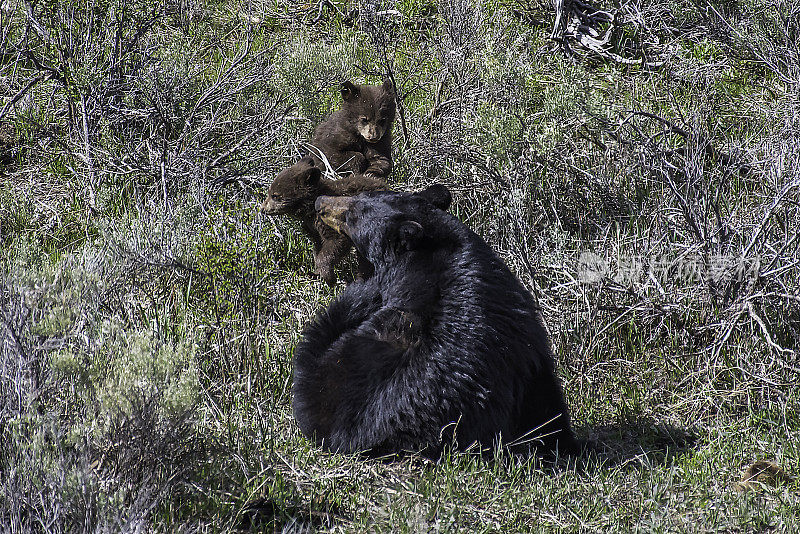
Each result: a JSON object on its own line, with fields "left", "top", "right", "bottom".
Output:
{"left": 293, "top": 186, "right": 577, "bottom": 458}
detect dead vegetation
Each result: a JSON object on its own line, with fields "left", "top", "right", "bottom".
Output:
{"left": 1, "top": 0, "right": 799, "bottom": 530}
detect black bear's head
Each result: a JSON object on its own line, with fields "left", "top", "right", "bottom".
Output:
{"left": 262, "top": 156, "right": 322, "bottom": 215}
{"left": 315, "top": 185, "right": 452, "bottom": 264}
{"left": 340, "top": 79, "right": 396, "bottom": 144}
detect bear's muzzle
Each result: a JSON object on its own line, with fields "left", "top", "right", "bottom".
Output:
{"left": 316, "top": 196, "right": 353, "bottom": 234}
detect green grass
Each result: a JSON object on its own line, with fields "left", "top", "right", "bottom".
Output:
{"left": 2, "top": 0, "right": 799, "bottom": 531}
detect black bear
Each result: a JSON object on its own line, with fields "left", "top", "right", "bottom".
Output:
{"left": 309, "top": 80, "right": 395, "bottom": 179}
{"left": 292, "top": 186, "right": 577, "bottom": 458}
{"left": 261, "top": 156, "right": 386, "bottom": 286}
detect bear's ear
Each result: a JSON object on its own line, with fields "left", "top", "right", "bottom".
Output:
{"left": 396, "top": 220, "right": 424, "bottom": 251}
{"left": 304, "top": 165, "right": 322, "bottom": 185}
{"left": 381, "top": 77, "right": 395, "bottom": 95}
{"left": 416, "top": 184, "right": 452, "bottom": 211}
{"left": 341, "top": 81, "right": 360, "bottom": 102}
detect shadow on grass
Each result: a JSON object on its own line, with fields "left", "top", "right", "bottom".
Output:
{"left": 237, "top": 495, "right": 346, "bottom": 533}
{"left": 577, "top": 418, "right": 699, "bottom": 470}
{"left": 234, "top": 420, "right": 699, "bottom": 530}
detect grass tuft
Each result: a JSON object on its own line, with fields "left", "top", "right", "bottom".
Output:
{"left": 1, "top": 0, "right": 798, "bottom": 530}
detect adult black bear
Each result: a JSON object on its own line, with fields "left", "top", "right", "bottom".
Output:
{"left": 292, "top": 186, "right": 577, "bottom": 458}
{"left": 309, "top": 80, "right": 395, "bottom": 179}
{"left": 261, "top": 156, "right": 386, "bottom": 286}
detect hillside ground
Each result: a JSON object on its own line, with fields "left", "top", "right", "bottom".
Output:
{"left": 1, "top": 0, "right": 799, "bottom": 531}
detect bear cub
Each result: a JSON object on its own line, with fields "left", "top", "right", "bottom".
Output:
{"left": 261, "top": 156, "right": 386, "bottom": 286}
{"left": 310, "top": 80, "right": 396, "bottom": 179}
{"left": 292, "top": 186, "right": 578, "bottom": 458}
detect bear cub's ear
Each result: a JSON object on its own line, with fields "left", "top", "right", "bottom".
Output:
{"left": 304, "top": 164, "right": 322, "bottom": 184}
{"left": 341, "top": 81, "right": 360, "bottom": 102}
{"left": 396, "top": 220, "right": 424, "bottom": 251}
{"left": 416, "top": 184, "right": 452, "bottom": 211}
{"left": 381, "top": 77, "right": 395, "bottom": 95}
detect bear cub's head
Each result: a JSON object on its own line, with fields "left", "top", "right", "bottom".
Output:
{"left": 315, "top": 185, "right": 452, "bottom": 263}
{"left": 340, "top": 80, "right": 396, "bottom": 144}
{"left": 262, "top": 156, "right": 321, "bottom": 215}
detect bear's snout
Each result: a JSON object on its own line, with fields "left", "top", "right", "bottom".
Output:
{"left": 261, "top": 198, "right": 282, "bottom": 215}
{"left": 314, "top": 196, "right": 329, "bottom": 213}
{"left": 316, "top": 196, "right": 353, "bottom": 234}
{"left": 358, "top": 124, "right": 384, "bottom": 143}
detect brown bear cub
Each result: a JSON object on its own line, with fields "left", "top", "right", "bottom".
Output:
{"left": 309, "top": 80, "right": 396, "bottom": 179}
{"left": 261, "top": 156, "right": 386, "bottom": 286}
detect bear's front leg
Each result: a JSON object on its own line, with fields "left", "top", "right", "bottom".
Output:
{"left": 335, "top": 151, "right": 368, "bottom": 174}
{"left": 362, "top": 137, "right": 392, "bottom": 178}
{"left": 313, "top": 232, "right": 353, "bottom": 287}
{"left": 368, "top": 307, "right": 425, "bottom": 351}
{"left": 354, "top": 250, "right": 374, "bottom": 281}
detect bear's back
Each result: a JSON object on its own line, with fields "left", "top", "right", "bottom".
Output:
{"left": 293, "top": 189, "right": 576, "bottom": 457}
{"left": 414, "top": 217, "right": 562, "bottom": 447}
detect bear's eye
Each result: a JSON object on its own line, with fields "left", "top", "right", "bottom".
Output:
{"left": 271, "top": 194, "right": 281, "bottom": 201}
{"left": 360, "top": 117, "right": 369, "bottom": 124}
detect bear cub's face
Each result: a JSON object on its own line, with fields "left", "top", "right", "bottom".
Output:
{"left": 262, "top": 157, "right": 321, "bottom": 215}
{"left": 341, "top": 80, "right": 396, "bottom": 144}
{"left": 315, "top": 185, "right": 452, "bottom": 263}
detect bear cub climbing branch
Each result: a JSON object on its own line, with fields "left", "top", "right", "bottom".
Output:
{"left": 309, "top": 80, "right": 396, "bottom": 179}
